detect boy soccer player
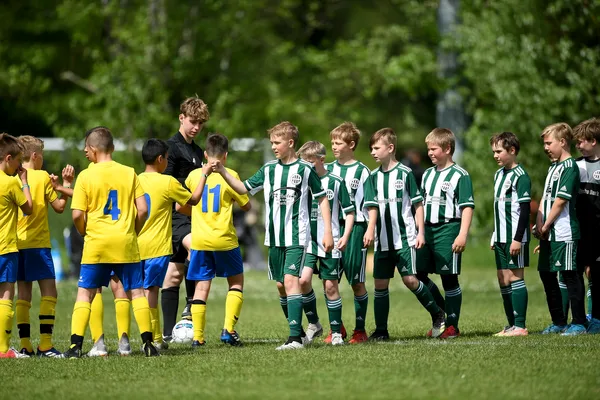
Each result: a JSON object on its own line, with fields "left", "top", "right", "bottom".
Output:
{"left": 297, "top": 141, "right": 355, "bottom": 346}
{"left": 63, "top": 126, "right": 158, "bottom": 358}
{"left": 326, "top": 122, "right": 371, "bottom": 344}
{"left": 179, "top": 133, "right": 250, "bottom": 347}
{"left": 15, "top": 136, "right": 74, "bottom": 357}
{"left": 489, "top": 132, "right": 531, "bottom": 336}
{"left": 213, "top": 121, "right": 333, "bottom": 350}
{"left": 416, "top": 128, "right": 474, "bottom": 339}
{"left": 535, "top": 122, "right": 585, "bottom": 336}
{"left": 0, "top": 133, "right": 33, "bottom": 358}
{"left": 363, "top": 128, "right": 446, "bottom": 340}
{"left": 573, "top": 118, "right": 600, "bottom": 333}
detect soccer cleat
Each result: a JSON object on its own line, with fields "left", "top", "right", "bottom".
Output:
{"left": 493, "top": 326, "right": 512, "bottom": 337}
{"left": 439, "top": 325, "right": 460, "bottom": 339}
{"left": 0, "top": 347, "right": 31, "bottom": 359}
{"left": 181, "top": 303, "right": 192, "bottom": 321}
{"left": 426, "top": 329, "right": 433, "bottom": 338}
{"left": 275, "top": 338, "right": 304, "bottom": 350}
{"left": 368, "top": 330, "right": 390, "bottom": 341}
{"left": 118, "top": 333, "right": 132, "bottom": 356}
{"left": 37, "top": 347, "right": 64, "bottom": 358}
{"left": 305, "top": 322, "right": 323, "bottom": 342}
{"left": 86, "top": 335, "right": 108, "bottom": 357}
{"left": 330, "top": 332, "right": 344, "bottom": 346}
{"left": 221, "top": 329, "right": 243, "bottom": 347}
{"left": 63, "top": 345, "right": 83, "bottom": 359}
{"left": 431, "top": 311, "right": 446, "bottom": 338}
{"left": 191, "top": 340, "right": 206, "bottom": 349}
{"left": 586, "top": 318, "right": 600, "bottom": 334}
{"left": 324, "top": 323, "right": 347, "bottom": 344}
{"left": 142, "top": 341, "right": 160, "bottom": 357}
{"left": 155, "top": 340, "right": 168, "bottom": 351}
{"left": 541, "top": 323, "right": 568, "bottom": 334}
{"left": 19, "top": 348, "right": 35, "bottom": 357}
{"left": 501, "top": 326, "right": 528, "bottom": 337}
{"left": 348, "top": 329, "right": 368, "bottom": 344}
{"left": 561, "top": 324, "right": 586, "bottom": 336}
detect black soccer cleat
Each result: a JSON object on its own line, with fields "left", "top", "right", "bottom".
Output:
{"left": 368, "top": 330, "right": 390, "bottom": 342}
{"left": 63, "top": 344, "right": 83, "bottom": 359}
{"left": 142, "top": 341, "right": 160, "bottom": 357}
{"left": 191, "top": 340, "right": 206, "bottom": 349}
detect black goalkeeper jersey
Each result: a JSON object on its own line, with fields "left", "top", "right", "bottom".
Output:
{"left": 576, "top": 157, "right": 600, "bottom": 236}
{"left": 164, "top": 131, "right": 203, "bottom": 190}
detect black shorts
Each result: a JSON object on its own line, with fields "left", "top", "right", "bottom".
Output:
{"left": 171, "top": 214, "right": 191, "bottom": 264}
{"left": 578, "top": 238, "right": 600, "bottom": 268}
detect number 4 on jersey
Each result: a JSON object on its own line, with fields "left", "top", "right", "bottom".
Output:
{"left": 104, "top": 189, "right": 121, "bottom": 220}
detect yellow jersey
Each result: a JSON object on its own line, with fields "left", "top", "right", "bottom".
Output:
{"left": 71, "top": 161, "right": 144, "bottom": 264}
{"left": 137, "top": 172, "right": 192, "bottom": 260}
{"left": 0, "top": 170, "right": 27, "bottom": 255}
{"left": 186, "top": 167, "right": 249, "bottom": 251}
{"left": 17, "top": 169, "right": 58, "bottom": 249}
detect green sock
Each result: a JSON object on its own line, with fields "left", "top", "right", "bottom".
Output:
{"left": 374, "top": 288, "right": 389, "bottom": 331}
{"left": 354, "top": 293, "right": 368, "bottom": 331}
{"left": 279, "top": 296, "right": 288, "bottom": 319}
{"left": 425, "top": 278, "right": 446, "bottom": 310}
{"left": 287, "top": 294, "right": 303, "bottom": 337}
{"left": 587, "top": 280, "right": 592, "bottom": 316}
{"left": 558, "top": 273, "right": 569, "bottom": 318}
{"left": 445, "top": 286, "right": 462, "bottom": 329}
{"left": 411, "top": 281, "right": 440, "bottom": 315}
{"left": 500, "top": 285, "right": 515, "bottom": 326}
{"left": 326, "top": 297, "right": 342, "bottom": 333}
{"left": 302, "top": 290, "right": 319, "bottom": 324}
{"left": 511, "top": 279, "right": 528, "bottom": 328}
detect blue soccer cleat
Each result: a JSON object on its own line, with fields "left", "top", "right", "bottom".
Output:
{"left": 586, "top": 318, "right": 600, "bottom": 334}
{"left": 37, "top": 347, "right": 64, "bottom": 358}
{"left": 561, "top": 324, "right": 586, "bottom": 336}
{"left": 221, "top": 329, "right": 243, "bottom": 347}
{"left": 541, "top": 323, "right": 568, "bottom": 334}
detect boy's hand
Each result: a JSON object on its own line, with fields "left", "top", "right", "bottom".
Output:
{"left": 322, "top": 231, "right": 334, "bottom": 252}
{"left": 337, "top": 235, "right": 349, "bottom": 251}
{"left": 202, "top": 163, "right": 213, "bottom": 176}
{"left": 363, "top": 229, "right": 375, "bottom": 248}
{"left": 533, "top": 244, "right": 541, "bottom": 254}
{"left": 49, "top": 174, "right": 60, "bottom": 189}
{"left": 509, "top": 240, "right": 522, "bottom": 256}
{"left": 17, "top": 165, "right": 28, "bottom": 184}
{"left": 539, "top": 224, "right": 550, "bottom": 240}
{"left": 211, "top": 160, "right": 225, "bottom": 174}
{"left": 452, "top": 234, "right": 467, "bottom": 253}
{"left": 62, "top": 164, "right": 75, "bottom": 185}
{"left": 415, "top": 232, "right": 425, "bottom": 250}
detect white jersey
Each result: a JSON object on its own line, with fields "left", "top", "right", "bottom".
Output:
{"left": 492, "top": 165, "right": 531, "bottom": 243}
{"left": 421, "top": 164, "right": 475, "bottom": 224}
{"left": 326, "top": 160, "right": 370, "bottom": 223}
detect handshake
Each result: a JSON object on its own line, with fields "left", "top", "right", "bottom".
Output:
{"left": 201, "top": 160, "right": 225, "bottom": 177}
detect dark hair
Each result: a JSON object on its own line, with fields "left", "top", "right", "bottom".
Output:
{"left": 0, "top": 133, "right": 23, "bottom": 160}
{"left": 369, "top": 127, "right": 397, "bottom": 151}
{"left": 142, "top": 139, "right": 169, "bottom": 165}
{"left": 205, "top": 133, "right": 229, "bottom": 157}
{"left": 489, "top": 131, "right": 520, "bottom": 155}
{"left": 85, "top": 126, "right": 114, "bottom": 152}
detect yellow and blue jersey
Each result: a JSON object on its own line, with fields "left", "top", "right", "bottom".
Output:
{"left": 17, "top": 169, "right": 58, "bottom": 250}
{"left": 186, "top": 167, "right": 249, "bottom": 251}
{"left": 137, "top": 172, "right": 192, "bottom": 260}
{"left": 0, "top": 170, "right": 27, "bottom": 255}
{"left": 71, "top": 161, "right": 144, "bottom": 264}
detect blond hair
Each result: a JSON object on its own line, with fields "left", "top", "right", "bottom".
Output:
{"left": 297, "top": 141, "right": 326, "bottom": 160}
{"left": 425, "top": 128, "right": 455, "bottom": 154}
{"left": 330, "top": 122, "right": 361, "bottom": 150}
{"left": 573, "top": 118, "right": 600, "bottom": 143}
{"left": 268, "top": 121, "right": 299, "bottom": 149}
{"left": 541, "top": 122, "right": 572, "bottom": 143}
{"left": 18, "top": 135, "right": 44, "bottom": 162}
{"left": 369, "top": 127, "right": 397, "bottom": 150}
{"left": 0, "top": 133, "right": 23, "bottom": 160}
{"left": 180, "top": 97, "right": 210, "bottom": 123}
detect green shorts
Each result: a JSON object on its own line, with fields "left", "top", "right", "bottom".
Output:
{"left": 373, "top": 247, "right": 416, "bottom": 279}
{"left": 268, "top": 246, "right": 306, "bottom": 282}
{"left": 494, "top": 242, "right": 530, "bottom": 269}
{"left": 339, "top": 222, "right": 367, "bottom": 285}
{"left": 416, "top": 222, "right": 461, "bottom": 275}
{"left": 537, "top": 240, "right": 579, "bottom": 272}
{"left": 302, "top": 253, "right": 340, "bottom": 281}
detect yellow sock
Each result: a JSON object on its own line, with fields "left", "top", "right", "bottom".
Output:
{"left": 39, "top": 296, "right": 57, "bottom": 351}
{"left": 224, "top": 290, "right": 244, "bottom": 332}
{"left": 132, "top": 297, "right": 152, "bottom": 336}
{"left": 71, "top": 301, "right": 91, "bottom": 337}
{"left": 114, "top": 298, "right": 131, "bottom": 338}
{"left": 191, "top": 303, "right": 206, "bottom": 343}
{"left": 89, "top": 293, "right": 104, "bottom": 342}
{"left": 0, "top": 300, "right": 14, "bottom": 353}
{"left": 150, "top": 307, "right": 162, "bottom": 343}
{"left": 16, "top": 299, "right": 33, "bottom": 352}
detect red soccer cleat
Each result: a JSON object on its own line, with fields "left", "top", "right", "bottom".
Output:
{"left": 348, "top": 329, "right": 368, "bottom": 344}
{"left": 439, "top": 325, "right": 460, "bottom": 339}
{"left": 324, "top": 323, "right": 347, "bottom": 344}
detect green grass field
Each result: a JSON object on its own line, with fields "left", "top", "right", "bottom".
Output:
{"left": 1, "top": 246, "right": 599, "bottom": 399}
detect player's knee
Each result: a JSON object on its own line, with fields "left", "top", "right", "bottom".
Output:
{"left": 324, "top": 281, "right": 339, "bottom": 298}
{"left": 299, "top": 277, "right": 312, "bottom": 292}
{"left": 402, "top": 275, "right": 419, "bottom": 291}
{"left": 373, "top": 279, "right": 389, "bottom": 290}
{"left": 351, "top": 282, "right": 366, "bottom": 296}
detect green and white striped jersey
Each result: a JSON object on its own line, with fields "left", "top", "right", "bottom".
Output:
{"left": 421, "top": 164, "right": 475, "bottom": 224}
{"left": 244, "top": 159, "right": 325, "bottom": 247}
{"left": 492, "top": 165, "right": 531, "bottom": 243}
{"left": 307, "top": 172, "right": 355, "bottom": 258}
{"left": 363, "top": 162, "right": 423, "bottom": 251}
{"left": 541, "top": 157, "right": 580, "bottom": 241}
{"left": 326, "top": 160, "right": 371, "bottom": 223}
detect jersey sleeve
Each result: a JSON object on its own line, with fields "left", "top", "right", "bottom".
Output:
{"left": 363, "top": 174, "right": 378, "bottom": 209}
{"left": 243, "top": 166, "right": 265, "bottom": 196}
{"left": 308, "top": 168, "right": 325, "bottom": 199}
{"left": 170, "top": 176, "right": 192, "bottom": 206}
{"left": 338, "top": 180, "right": 355, "bottom": 215}
{"left": 71, "top": 172, "right": 88, "bottom": 211}
{"left": 44, "top": 174, "right": 59, "bottom": 204}
{"left": 163, "top": 142, "right": 179, "bottom": 177}
{"left": 556, "top": 164, "right": 579, "bottom": 200}
{"left": 10, "top": 178, "right": 27, "bottom": 207}
{"left": 133, "top": 174, "right": 144, "bottom": 199}
{"left": 516, "top": 173, "right": 532, "bottom": 203}
{"left": 406, "top": 171, "right": 423, "bottom": 204}
{"left": 231, "top": 171, "right": 250, "bottom": 207}
{"left": 457, "top": 174, "right": 475, "bottom": 209}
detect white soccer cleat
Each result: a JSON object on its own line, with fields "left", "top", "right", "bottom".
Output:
{"left": 305, "top": 322, "right": 323, "bottom": 342}
{"left": 117, "top": 333, "right": 132, "bottom": 356}
{"left": 275, "top": 339, "right": 304, "bottom": 350}
{"left": 86, "top": 335, "right": 108, "bottom": 357}
{"left": 331, "top": 332, "right": 344, "bottom": 346}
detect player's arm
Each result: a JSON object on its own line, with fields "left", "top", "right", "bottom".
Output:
{"left": 540, "top": 198, "right": 568, "bottom": 236}
{"left": 213, "top": 160, "right": 248, "bottom": 194}
{"left": 317, "top": 195, "right": 334, "bottom": 252}
{"left": 239, "top": 201, "right": 251, "bottom": 212}
{"left": 49, "top": 165, "right": 76, "bottom": 213}
{"left": 187, "top": 163, "right": 212, "bottom": 206}
{"left": 337, "top": 211, "right": 354, "bottom": 251}
{"left": 363, "top": 208, "right": 378, "bottom": 248}
{"left": 452, "top": 206, "right": 473, "bottom": 253}
{"left": 17, "top": 165, "right": 33, "bottom": 215}
{"left": 134, "top": 194, "right": 148, "bottom": 234}
{"left": 72, "top": 209, "right": 86, "bottom": 236}
{"left": 414, "top": 201, "right": 425, "bottom": 249}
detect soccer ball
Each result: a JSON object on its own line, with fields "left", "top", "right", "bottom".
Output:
{"left": 171, "top": 319, "right": 194, "bottom": 344}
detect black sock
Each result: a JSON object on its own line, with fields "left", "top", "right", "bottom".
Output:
{"left": 141, "top": 331, "right": 153, "bottom": 343}
{"left": 592, "top": 262, "right": 600, "bottom": 320}
{"left": 70, "top": 334, "right": 84, "bottom": 347}
{"left": 539, "top": 271, "right": 567, "bottom": 326}
{"left": 562, "top": 270, "right": 586, "bottom": 325}
{"left": 184, "top": 260, "right": 195, "bottom": 302}
{"left": 161, "top": 286, "right": 180, "bottom": 336}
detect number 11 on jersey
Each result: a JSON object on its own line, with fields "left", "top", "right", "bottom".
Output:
{"left": 201, "top": 184, "right": 221, "bottom": 213}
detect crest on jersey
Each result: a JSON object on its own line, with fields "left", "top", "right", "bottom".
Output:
{"left": 503, "top": 181, "right": 512, "bottom": 190}
{"left": 326, "top": 189, "right": 334, "bottom": 200}
{"left": 441, "top": 181, "right": 451, "bottom": 192}
{"left": 394, "top": 179, "right": 404, "bottom": 190}
{"left": 552, "top": 172, "right": 560, "bottom": 181}
{"left": 271, "top": 187, "right": 301, "bottom": 205}
{"left": 290, "top": 173, "right": 302, "bottom": 185}
{"left": 593, "top": 170, "right": 600, "bottom": 181}
{"left": 350, "top": 178, "right": 360, "bottom": 190}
